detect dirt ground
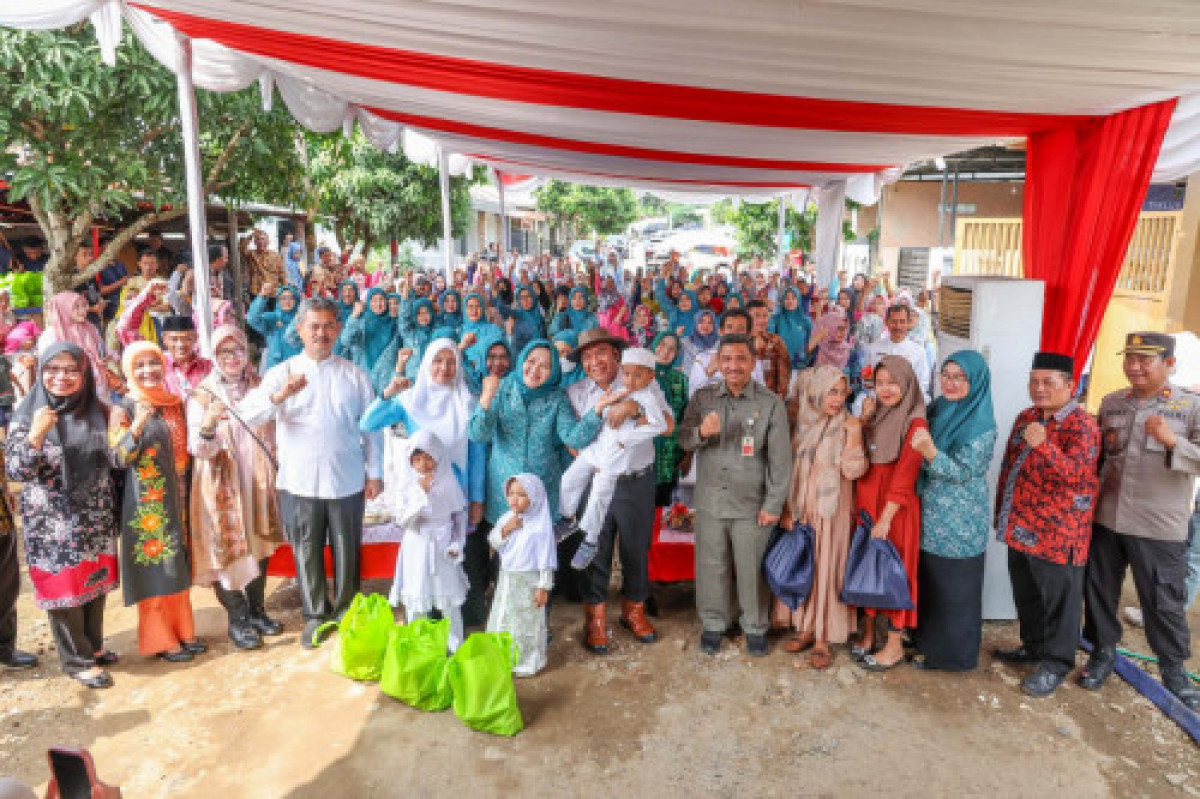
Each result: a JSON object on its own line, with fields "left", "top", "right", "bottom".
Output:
{"left": 1, "top": 569, "right": 1198, "bottom": 798}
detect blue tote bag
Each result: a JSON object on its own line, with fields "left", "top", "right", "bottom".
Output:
{"left": 840, "top": 511, "right": 915, "bottom": 611}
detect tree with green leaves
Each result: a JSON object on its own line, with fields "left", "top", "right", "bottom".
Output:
{"left": 0, "top": 23, "right": 307, "bottom": 295}
{"left": 305, "top": 133, "right": 475, "bottom": 258}
{"left": 535, "top": 180, "right": 639, "bottom": 238}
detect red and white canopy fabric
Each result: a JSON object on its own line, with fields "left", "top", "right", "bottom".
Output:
{"left": 6, "top": 0, "right": 1200, "bottom": 200}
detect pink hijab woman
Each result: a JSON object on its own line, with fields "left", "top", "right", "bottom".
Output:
{"left": 40, "top": 292, "right": 106, "bottom": 384}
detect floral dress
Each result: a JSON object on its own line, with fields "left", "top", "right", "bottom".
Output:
{"left": 919, "top": 431, "right": 998, "bottom": 558}
{"left": 113, "top": 403, "right": 192, "bottom": 606}
{"left": 4, "top": 433, "right": 118, "bottom": 609}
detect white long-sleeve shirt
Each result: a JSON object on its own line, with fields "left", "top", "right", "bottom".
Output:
{"left": 868, "top": 336, "right": 932, "bottom": 403}
{"left": 567, "top": 376, "right": 668, "bottom": 472}
{"left": 239, "top": 351, "right": 384, "bottom": 499}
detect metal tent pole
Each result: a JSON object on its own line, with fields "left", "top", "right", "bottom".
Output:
{"left": 438, "top": 146, "right": 453, "bottom": 279}
{"left": 775, "top": 195, "right": 788, "bottom": 274}
{"left": 496, "top": 168, "right": 510, "bottom": 258}
{"left": 174, "top": 34, "right": 213, "bottom": 356}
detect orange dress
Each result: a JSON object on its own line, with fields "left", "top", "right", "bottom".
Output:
{"left": 853, "top": 419, "right": 926, "bottom": 630}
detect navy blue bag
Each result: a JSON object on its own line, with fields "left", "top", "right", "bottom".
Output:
{"left": 764, "top": 522, "right": 815, "bottom": 611}
{"left": 839, "top": 511, "right": 915, "bottom": 611}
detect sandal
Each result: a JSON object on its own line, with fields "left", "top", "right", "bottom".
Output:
{"left": 809, "top": 647, "right": 833, "bottom": 670}
{"left": 783, "top": 633, "right": 814, "bottom": 654}
{"left": 73, "top": 668, "right": 113, "bottom": 689}
{"left": 858, "top": 653, "right": 904, "bottom": 672}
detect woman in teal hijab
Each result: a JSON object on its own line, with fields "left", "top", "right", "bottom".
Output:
{"left": 399, "top": 297, "right": 438, "bottom": 380}
{"left": 768, "top": 286, "right": 813, "bottom": 368}
{"left": 468, "top": 339, "right": 603, "bottom": 525}
{"left": 436, "top": 289, "right": 464, "bottom": 337}
{"left": 494, "top": 283, "right": 546, "bottom": 356}
{"left": 340, "top": 288, "right": 399, "bottom": 393}
{"left": 912, "top": 349, "right": 997, "bottom": 672}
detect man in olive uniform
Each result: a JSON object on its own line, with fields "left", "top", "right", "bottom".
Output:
{"left": 1079, "top": 332, "right": 1200, "bottom": 710}
{"left": 679, "top": 334, "right": 792, "bottom": 658}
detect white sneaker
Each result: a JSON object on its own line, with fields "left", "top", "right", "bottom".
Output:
{"left": 1122, "top": 606, "right": 1144, "bottom": 628}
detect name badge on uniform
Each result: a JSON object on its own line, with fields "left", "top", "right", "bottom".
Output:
{"left": 741, "top": 436, "right": 755, "bottom": 457}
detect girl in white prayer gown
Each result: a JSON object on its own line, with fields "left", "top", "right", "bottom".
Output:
{"left": 487, "top": 473, "right": 557, "bottom": 676}
{"left": 390, "top": 429, "right": 469, "bottom": 651}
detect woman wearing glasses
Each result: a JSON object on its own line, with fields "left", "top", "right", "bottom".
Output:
{"left": 5, "top": 344, "right": 121, "bottom": 688}
{"left": 187, "top": 325, "right": 285, "bottom": 651}
{"left": 910, "top": 350, "right": 997, "bottom": 671}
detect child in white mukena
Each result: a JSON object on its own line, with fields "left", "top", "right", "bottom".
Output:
{"left": 487, "top": 474, "right": 557, "bottom": 676}
{"left": 559, "top": 346, "right": 670, "bottom": 570}
{"left": 390, "top": 429, "right": 469, "bottom": 651}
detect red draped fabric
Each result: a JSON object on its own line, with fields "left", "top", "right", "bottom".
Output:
{"left": 1022, "top": 99, "right": 1177, "bottom": 377}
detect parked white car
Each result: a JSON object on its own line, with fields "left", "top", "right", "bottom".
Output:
{"left": 648, "top": 230, "right": 738, "bottom": 270}
{"left": 569, "top": 240, "right": 597, "bottom": 265}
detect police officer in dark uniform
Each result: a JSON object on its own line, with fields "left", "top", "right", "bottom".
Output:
{"left": 1079, "top": 332, "right": 1200, "bottom": 709}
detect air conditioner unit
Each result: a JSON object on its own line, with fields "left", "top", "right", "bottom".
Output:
{"left": 937, "top": 276, "right": 1046, "bottom": 620}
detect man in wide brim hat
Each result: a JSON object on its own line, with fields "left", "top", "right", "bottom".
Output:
{"left": 568, "top": 327, "right": 629, "bottom": 362}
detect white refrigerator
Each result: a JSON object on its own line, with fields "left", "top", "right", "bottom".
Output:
{"left": 936, "top": 276, "right": 1046, "bottom": 620}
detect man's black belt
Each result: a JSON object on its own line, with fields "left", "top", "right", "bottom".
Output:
{"left": 618, "top": 464, "right": 653, "bottom": 482}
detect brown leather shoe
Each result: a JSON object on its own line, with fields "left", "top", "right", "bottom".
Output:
{"left": 583, "top": 603, "right": 610, "bottom": 654}
{"left": 619, "top": 600, "right": 659, "bottom": 644}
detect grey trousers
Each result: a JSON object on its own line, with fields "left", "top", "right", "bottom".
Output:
{"left": 279, "top": 490, "right": 365, "bottom": 622}
{"left": 694, "top": 511, "right": 773, "bottom": 636}
{"left": 47, "top": 594, "right": 108, "bottom": 675}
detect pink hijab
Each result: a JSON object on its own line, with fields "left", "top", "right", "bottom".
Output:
{"left": 43, "top": 292, "right": 105, "bottom": 377}
{"left": 814, "top": 309, "right": 853, "bottom": 368}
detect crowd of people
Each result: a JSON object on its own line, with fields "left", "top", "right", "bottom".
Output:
{"left": 0, "top": 231, "right": 1196, "bottom": 715}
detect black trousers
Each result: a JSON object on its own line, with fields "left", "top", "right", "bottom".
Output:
{"left": 462, "top": 524, "right": 496, "bottom": 627}
{"left": 47, "top": 594, "right": 107, "bottom": 675}
{"left": 279, "top": 490, "right": 365, "bottom": 622}
{"left": 1008, "top": 548, "right": 1083, "bottom": 674}
{"left": 581, "top": 469, "right": 655, "bottom": 605}
{"left": 0, "top": 531, "right": 19, "bottom": 658}
{"left": 1083, "top": 523, "right": 1191, "bottom": 667}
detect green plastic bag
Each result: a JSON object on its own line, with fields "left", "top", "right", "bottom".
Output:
{"left": 380, "top": 618, "right": 453, "bottom": 712}
{"left": 446, "top": 631, "right": 524, "bottom": 737}
{"left": 316, "top": 593, "right": 395, "bottom": 682}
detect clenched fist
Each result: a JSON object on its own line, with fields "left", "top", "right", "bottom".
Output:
{"left": 699, "top": 411, "right": 721, "bottom": 438}
{"left": 29, "top": 407, "right": 58, "bottom": 441}
{"left": 1023, "top": 421, "right": 1047, "bottom": 449}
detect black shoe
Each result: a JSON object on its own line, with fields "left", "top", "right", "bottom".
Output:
{"left": 1076, "top": 647, "right": 1116, "bottom": 691}
{"left": 94, "top": 650, "right": 119, "bottom": 666}
{"left": 1, "top": 649, "right": 38, "bottom": 669}
{"left": 1022, "top": 664, "right": 1066, "bottom": 698}
{"left": 993, "top": 645, "right": 1039, "bottom": 664}
{"left": 156, "top": 648, "right": 194, "bottom": 663}
{"left": 228, "top": 620, "right": 264, "bottom": 651}
{"left": 745, "top": 634, "right": 768, "bottom": 658}
{"left": 301, "top": 619, "right": 328, "bottom": 650}
{"left": 699, "top": 630, "right": 722, "bottom": 655}
{"left": 248, "top": 612, "right": 284, "bottom": 637}
{"left": 181, "top": 639, "right": 208, "bottom": 655}
{"left": 1160, "top": 665, "right": 1200, "bottom": 711}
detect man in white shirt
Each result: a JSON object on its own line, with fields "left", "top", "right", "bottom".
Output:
{"left": 688, "top": 309, "right": 764, "bottom": 397}
{"left": 240, "top": 297, "right": 384, "bottom": 648}
{"left": 868, "top": 305, "right": 932, "bottom": 403}
{"left": 566, "top": 328, "right": 664, "bottom": 654}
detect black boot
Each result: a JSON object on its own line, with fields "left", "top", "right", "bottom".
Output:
{"left": 1161, "top": 663, "right": 1200, "bottom": 711}
{"left": 1076, "top": 646, "right": 1116, "bottom": 690}
{"left": 245, "top": 561, "right": 283, "bottom": 636}
{"left": 214, "top": 585, "right": 263, "bottom": 651}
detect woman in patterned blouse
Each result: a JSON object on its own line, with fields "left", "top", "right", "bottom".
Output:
{"left": 911, "top": 350, "right": 997, "bottom": 671}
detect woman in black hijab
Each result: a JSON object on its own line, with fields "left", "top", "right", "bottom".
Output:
{"left": 5, "top": 343, "right": 120, "bottom": 688}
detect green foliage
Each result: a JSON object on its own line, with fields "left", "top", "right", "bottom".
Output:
{"left": 711, "top": 199, "right": 816, "bottom": 259}
{"left": 0, "top": 23, "right": 306, "bottom": 292}
{"left": 535, "top": 180, "right": 639, "bottom": 236}
{"left": 307, "top": 132, "right": 475, "bottom": 255}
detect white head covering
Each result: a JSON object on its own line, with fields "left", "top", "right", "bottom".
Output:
{"left": 621, "top": 347, "right": 656, "bottom": 370}
{"left": 404, "top": 428, "right": 466, "bottom": 514}
{"left": 494, "top": 474, "right": 557, "bottom": 572}
{"left": 400, "top": 338, "right": 475, "bottom": 478}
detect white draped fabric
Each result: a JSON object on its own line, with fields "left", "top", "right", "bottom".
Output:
{"left": 2, "top": 0, "right": 1200, "bottom": 197}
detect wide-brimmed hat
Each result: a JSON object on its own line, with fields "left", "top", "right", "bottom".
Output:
{"left": 569, "top": 327, "right": 629, "bottom": 362}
